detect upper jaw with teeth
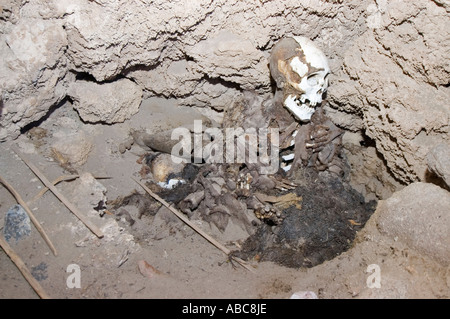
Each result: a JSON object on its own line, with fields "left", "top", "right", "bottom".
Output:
{"left": 284, "top": 94, "right": 317, "bottom": 122}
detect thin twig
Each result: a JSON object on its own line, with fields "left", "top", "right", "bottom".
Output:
{"left": 28, "top": 174, "right": 111, "bottom": 205}
{"left": 0, "top": 236, "right": 50, "bottom": 299}
{"left": 132, "top": 177, "right": 254, "bottom": 272}
{"left": 28, "top": 175, "right": 79, "bottom": 205}
{"left": 13, "top": 150, "right": 104, "bottom": 239}
{"left": 0, "top": 174, "right": 58, "bottom": 256}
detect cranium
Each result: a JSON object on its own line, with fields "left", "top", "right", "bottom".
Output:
{"left": 270, "top": 36, "right": 330, "bottom": 122}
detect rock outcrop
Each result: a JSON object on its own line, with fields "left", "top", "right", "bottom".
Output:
{"left": 327, "top": 0, "right": 450, "bottom": 184}
{"left": 0, "top": 0, "right": 449, "bottom": 198}
{"left": 1, "top": 0, "right": 369, "bottom": 139}
{"left": 0, "top": 12, "right": 71, "bottom": 140}
{"left": 68, "top": 78, "right": 142, "bottom": 124}
{"left": 427, "top": 143, "right": 450, "bottom": 189}
{"left": 376, "top": 182, "right": 450, "bottom": 267}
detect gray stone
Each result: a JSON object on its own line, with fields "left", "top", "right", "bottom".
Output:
{"left": 427, "top": 143, "right": 450, "bottom": 188}
{"left": 0, "top": 17, "right": 70, "bottom": 141}
{"left": 70, "top": 173, "right": 107, "bottom": 211}
{"left": 31, "top": 262, "right": 48, "bottom": 281}
{"left": 68, "top": 78, "right": 142, "bottom": 124}
{"left": 376, "top": 182, "right": 450, "bottom": 266}
{"left": 51, "top": 130, "right": 93, "bottom": 167}
{"left": 3, "top": 204, "right": 31, "bottom": 243}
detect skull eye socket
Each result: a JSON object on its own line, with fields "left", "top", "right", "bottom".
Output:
{"left": 323, "top": 73, "right": 329, "bottom": 90}
{"left": 306, "top": 72, "right": 330, "bottom": 88}
{"left": 306, "top": 73, "right": 320, "bottom": 86}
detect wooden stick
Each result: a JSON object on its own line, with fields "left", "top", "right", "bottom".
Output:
{"left": 0, "top": 175, "right": 58, "bottom": 256}
{"left": 132, "top": 177, "right": 253, "bottom": 272}
{"left": 0, "top": 236, "right": 50, "bottom": 299}
{"left": 13, "top": 150, "right": 104, "bottom": 239}
{"left": 28, "top": 174, "right": 111, "bottom": 205}
{"left": 28, "top": 175, "right": 79, "bottom": 205}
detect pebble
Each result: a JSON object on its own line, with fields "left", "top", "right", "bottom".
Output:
{"left": 3, "top": 204, "right": 31, "bottom": 243}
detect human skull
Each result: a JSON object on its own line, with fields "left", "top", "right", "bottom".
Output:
{"left": 270, "top": 36, "right": 330, "bottom": 122}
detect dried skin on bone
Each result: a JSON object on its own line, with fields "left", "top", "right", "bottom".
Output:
{"left": 269, "top": 36, "right": 330, "bottom": 122}
{"left": 268, "top": 36, "right": 347, "bottom": 175}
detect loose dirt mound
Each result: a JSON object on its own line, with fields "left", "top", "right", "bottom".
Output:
{"left": 235, "top": 169, "right": 376, "bottom": 268}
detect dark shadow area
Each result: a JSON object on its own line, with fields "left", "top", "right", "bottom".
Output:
{"left": 19, "top": 96, "right": 70, "bottom": 135}
{"left": 73, "top": 70, "right": 127, "bottom": 84}
{"left": 0, "top": 97, "right": 3, "bottom": 120}
{"left": 74, "top": 71, "right": 98, "bottom": 82}
{"left": 359, "top": 132, "right": 376, "bottom": 148}
{"left": 360, "top": 132, "right": 407, "bottom": 187}
{"left": 201, "top": 73, "right": 243, "bottom": 91}
{"left": 424, "top": 169, "right": 450, "bottom": 192}
{"left": 120, "top": 62, "right": 160, "bottom": 78}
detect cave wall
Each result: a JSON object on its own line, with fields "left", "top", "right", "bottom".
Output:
{"left": 1, "top": 0, "right": 449, "bottom": 197}
{"left": 0, "top": 0, "right": 369, "bottom": 137}
{"left": 328, "top": 0, "right": 450, "bottom": 185}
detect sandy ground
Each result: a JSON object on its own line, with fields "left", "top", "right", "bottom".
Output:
{"left": 0, "top": 100, "right": 449, "bottom": 299}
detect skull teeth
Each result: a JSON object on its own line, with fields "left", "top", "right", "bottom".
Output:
{"left": 284, "top": 95, "right": 316, "bottom": 122}
{"left": 294, "top": 97, "right": 315, "bottom": 109}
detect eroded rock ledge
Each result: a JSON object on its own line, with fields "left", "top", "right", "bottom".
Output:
{"left": 1, "top": 0, "right": 449, "bottom": 197}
